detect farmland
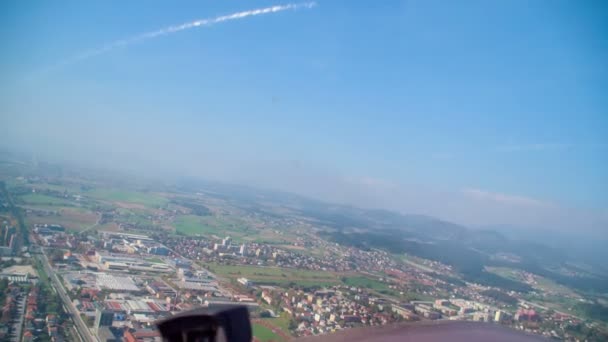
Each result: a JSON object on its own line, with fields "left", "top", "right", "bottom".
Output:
{"left": 174, "top": 215, "right": 252, "bottom": 241}
{"left": 20, "top": 193, "right": 77, "bottom": 207}
{"left": 252, "top": 323, "right": 284, "bottom": 342}
{"left": 485, "top": 266, "right": 523, "bottom": 282}
{"left": 342, "top": 275, "right": 412, "bottom": 299}
{"left": 342, "top": 275, "right": 392, "bottom": 292}
{"left": 85, "top": 188, "right": 168, "bottom": 207}
{"left": 25, "top": 207, "right": 99, "bottom": 231}
{"left": 205, "top": 262, "right": 341, "bottom": 287}
{"left": 487, "top": 266, "right": 579, "bottom": 297}
{"left": 174, "top": 215, "right": 220, "bottom": 236}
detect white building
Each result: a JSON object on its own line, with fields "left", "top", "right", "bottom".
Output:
{"left": 0, "top": 272, "right": 29, "bottom": 283}
{"left": 222, "top": 236, "right": 232, "bottom": 247}
{"left": 237, "top": 278, "right": 251, "bottom": 287}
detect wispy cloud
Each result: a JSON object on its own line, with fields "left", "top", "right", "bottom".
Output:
{"left": 495, "top": 142, "right": 607, "bottom": 153}
{"left": 462, "top": 188, "right": 549, "bottom": 207}
{"left": 30, "top": 2, "right": 316, "bottom": 78}
{"left": 495, "top": 143, "right": 572, "bottom": 152}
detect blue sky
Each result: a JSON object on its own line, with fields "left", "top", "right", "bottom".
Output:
{"left": 1, "top": 1, "right": 607, "bottom": 230}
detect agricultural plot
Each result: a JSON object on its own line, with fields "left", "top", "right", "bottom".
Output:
{"left": 25, "top": 206, "right": 98, "bottom": 231}
{"left": 342, "top": 276, "right": 392, "bottom": 292}
{"left": 205, "top": 262, "right": 341, "bottom": 287}
{"left": 252, "top": 323, "right": 284, "bottom": 342}
{"left": 20, "top": 193, "right": 77, "bottom": 207}
{"left": 174, "top": 215, "right": 251, "bottom": 240}
{"left": 85, "top": 189, "right": 168, "bottom": 207}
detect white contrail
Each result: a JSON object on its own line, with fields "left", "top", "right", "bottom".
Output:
{"left": 32, "top": 2, "right": 316, "bottom": 77}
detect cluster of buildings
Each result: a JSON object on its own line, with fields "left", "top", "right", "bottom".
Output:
{"left": 100, "top": 232, "right": 170, "bottom": 256}
{"left": 256, "top": 286, "right": 402, "bottom": 337}
{"left": 19, "top": 286, "right": 62, "bottom": 341}
{"left": 27, "top": 219, "right": 606, "bottom": 342}
{"left": 162, "top": 235, "right": 434, "bottom": 278}
{"left": 33, "top": 224, "right": 74, "bottom": 249}
{"left": 30, "top": 227, "right": 270, "bottom": 341}
{"left": 0, "top": 222, "right": 18, "bottom": 256}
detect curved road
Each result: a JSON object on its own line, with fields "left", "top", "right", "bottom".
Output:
{"left": 79, "top": 212, "right": 102, "bottom": 235}
{"left": 35, "top": 246, "right": 97, "bottom": 342}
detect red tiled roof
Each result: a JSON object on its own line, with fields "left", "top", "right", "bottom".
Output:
{"left": 133, "top": 329, "right": 161, "bottom": 338}
{"left": 147, "top": 302, "right": 160, "bottom": 312}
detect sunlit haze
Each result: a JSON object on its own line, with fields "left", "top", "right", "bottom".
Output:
{"left": 2, "top": 2, "right": 607, "bottom": 240}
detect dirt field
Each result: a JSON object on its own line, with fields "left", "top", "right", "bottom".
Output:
{"left": 2, "top": 265, "right": 37, "bottom": 276}
{"left": 115, "top": 201, "right": 147, "bottom": 210}
{"left": 26, "top": 207, "right": 98, "bottom": 231}
{"left": 95, "top": 222, "right": 121, "bottom": 231}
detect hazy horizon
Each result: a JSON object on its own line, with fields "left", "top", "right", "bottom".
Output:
{"left": 2, "top": 1, "right": 607, "bottom": 237}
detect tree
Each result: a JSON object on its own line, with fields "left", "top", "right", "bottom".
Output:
{"left": 49, "top": 249, "right": 65, "bottom": 263}
{"left": 288, "top": 319, "right": 297, "bottom": 330}
{"left": 0, "top": 278, "right": 8, "bottom": 290}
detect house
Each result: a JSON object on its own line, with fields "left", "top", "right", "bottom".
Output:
{"left": 124, "top": 329, "right": 162, "bottom": 342}
{"left": 261, "top": 291, "right": 273, "bottom": 305}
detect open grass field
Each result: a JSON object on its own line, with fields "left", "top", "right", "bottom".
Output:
{"left": 174, "top": 215, "right": 252, "bottom": 241}
{"left": 485, "top": 266, "right": 523, "bottom": 282}
{"left": 174, "top": 215, "right": 219, "bottom": 236}
{"left": 264, "top": 312, "right": 292, "bottom": 335}
{"left": 145, "top": 257, "right": 164, "bottom": 263}
{"left": 488, "top": 266, "right": 579, "bottom": 297}
{"left": 205, "top": 262, "right": 341, "bottom": 287}
{"left": 399, "top": 254, "right": 436, "bottom": 273}
{"left": 95, "top": 222, "right": 120, "bottom": 231}
{"left": 31, "top": 183, "right": 82, "bottom": 193}
{"left": 58, "top": 207, "right": 98, "bottom": 229}
{"left": 534, "top": 276, "right": 579, "bottom": 297}
{"left": 488, "top": 266, "right": 580, "bottom": 300}
{"left": 343, "top": 275, "right": 391, "bottom": 292}
{"left": 342, "top": 275, "right": 408, "bottom": 298}
{"left": 20, "top": 193, "right": 76, "bottom": 207}
{"left": 86, "top": 189, "right": 168, "bottom": 207}
{"left": 117, "top": 208, "right": 155, "bottom": 226}
{"left": 252, "top": 323, "right": 284, "bottom": 342}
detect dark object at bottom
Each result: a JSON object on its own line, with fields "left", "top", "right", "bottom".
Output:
{"left": 157, "top": 306, "right": 251, "bottom": 342}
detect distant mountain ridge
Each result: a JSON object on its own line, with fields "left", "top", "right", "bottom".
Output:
{"left": 178, "top": 178, "right": 608, "bottom": 293}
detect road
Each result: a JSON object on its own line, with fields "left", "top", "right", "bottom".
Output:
{"left": 9, "top": 293, "right": 26, "bottom": 342}
{"left": 519, "top": 299, "right": 580, "bottom": 320}
{"left": 79, "top": 212, "right": 102, "bottom": 234}
{"left": 35, "top": 246, "right": 98, "bottom": 342}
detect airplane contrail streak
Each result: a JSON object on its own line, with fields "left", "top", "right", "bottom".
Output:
{"left": 34, "top": 2, "right": 316, "bottom": 76}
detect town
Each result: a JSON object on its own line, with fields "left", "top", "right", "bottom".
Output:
{"left": 0, "top": 171, "right": 606, "bottom": 342}
{"left": 0, "top": 224, "right": 596, "bottom": 341}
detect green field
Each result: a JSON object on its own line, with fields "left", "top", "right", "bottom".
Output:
{"left": 399, "top": 254, "right": 436, "bottom": 273}
{"left": 265, "top": 312, "right": 292, "bottom": 335}
{"left": 485, "top": 266, "right": 523, "bottom": 282}
{"left": 145, "top": 257, "right": 164, "bottom": 263}
{"left": 534, "top": 275, "right": 579, "bottom": 296}
{"left": 175, "top": 215, "right": 219, "bottom": 236}
{"left": 486, "top": 266, "right": 578, "bottom": 297}
{"left": 342, "top": 275, "right": 404, "bottom": 297}
{"left": 343, "top": 276, "right": 391, "bottom": 291}
{"left": 174, "top": 215, "right": 252, "bottom": 241}
{"left": 86, "top": 189, "right": 168, "bottom": 207}
{"left": 20, "top": 193, "right": 76, "bottom": 206}
{"left": 117, "top": 208, "right": 155, "bottom": 226}
{"left": 205, "top": 262, "right": 340, "bottom": 286}
{"left": 33, "top": 183, "right": 82, "bottom": 193}
{"left": 252, "top": 323, "right": 284, "bottom": 342}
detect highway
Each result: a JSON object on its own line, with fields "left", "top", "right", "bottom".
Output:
{"left": 35, "top": 245, "right": 98, "bottom": 342}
